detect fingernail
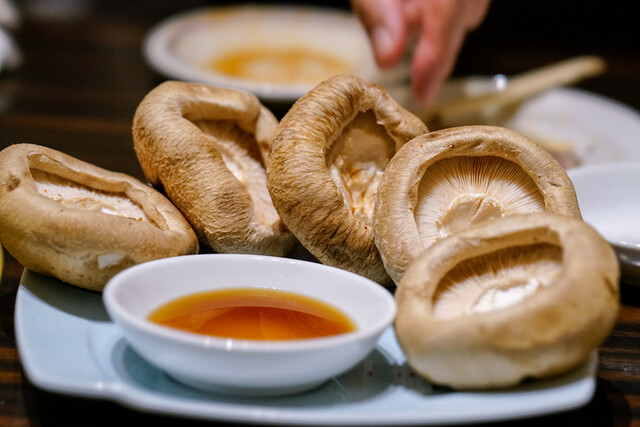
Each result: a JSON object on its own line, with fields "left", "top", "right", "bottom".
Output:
{"left": 372, "top": 27, "right": 394, "bottom": 62}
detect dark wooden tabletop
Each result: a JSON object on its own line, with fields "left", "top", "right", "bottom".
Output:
{"left": 0, "top": 1, "right": 639, "bottom": 426}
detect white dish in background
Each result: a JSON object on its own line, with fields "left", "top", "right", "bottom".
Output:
{"left": 16, "top": 269, "right": 596, "bottom": 425}
{"left": 102, "top": 254, "right": 395, "bottom": 396}
{"left": 393, "top": 79, "right": 640, "bottom": 170}
{"left": 568, "top": 163, "right": 640, "bottom": 285}
{"left": 143, "top": 6, "right": 381, "bottom": 103}
{"left": 506, "top": 88, "right": 640, "bottom": 169}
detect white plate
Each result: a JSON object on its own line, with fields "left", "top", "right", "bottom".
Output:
{"left": 505, "top": 87, "right": 640, "bottom": 168}
{"left": 393, "top": 80, "right": 640, "bottom": 169}
{"left": 143, "top": 6, "right": 380, "bottom": 103}
{"left": 16, "top": 269, "right": 596, "bottom": 425}
{"left": 568, "top": 163, "right": 640, "bottom": 285}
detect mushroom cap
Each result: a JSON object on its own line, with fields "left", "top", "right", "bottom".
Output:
{"left": 373, "top": 125, "right": 581, "bottom": 284}
{"left": 267, "top": 74, "right": 428, "bottom": 285}
{"left": 394, "top": 212, "right": 620, "bottom": 390}
{"left": 132, "top": 80, "right": 296, "bottom": 256}
{"left": 0, "top": 143, "right": 199, "bottom": 291}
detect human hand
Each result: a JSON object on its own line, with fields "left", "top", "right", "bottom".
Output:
{"left": 350, "top": 0, "right": 490, "bottom": 106}
{"left": 0, "top": 0, "right": 21, "bottom": 72}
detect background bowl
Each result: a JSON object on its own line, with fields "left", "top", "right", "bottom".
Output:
{"left": 102, "top": 254, "right": 396, "bottom": 396}
{"left": 143, "top": 6, "right": 384, "bottom": 104}
{"left": 568, "top": 163, "right": 640, "bottom": 284}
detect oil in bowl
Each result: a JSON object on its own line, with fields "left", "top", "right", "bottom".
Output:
{"left": 148, "top": 287, "right": 356, "bottom": 341}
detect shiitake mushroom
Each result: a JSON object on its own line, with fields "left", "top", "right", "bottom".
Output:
{"left": 267, "top": 74, "right": 428, "bottom": 285}
{"left": 373, "top": 125, "right": 581, "bottom": 284}
{"left": 133, "top": 81, "right": 296, "bottom": 256}
{"left": 0, "top": 143, "right": 199, "bottom": 291}
{"left": 394, "top": 212, "right": 619, "bottom": 389}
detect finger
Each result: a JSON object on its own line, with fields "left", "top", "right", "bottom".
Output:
{"left": 410, "top": 0, "right": 490, "bottom": 105}
{"left": 350, "top": 0, "right": 408, "bottom": 67}
{"left": 464, "top": 0, "right": 491, "bottom": 29}
{"left": 409, "top": 0, "right": 457, "bottom": 105}
{"left": 411, "top": 30, "right": 456, "bottom": 106}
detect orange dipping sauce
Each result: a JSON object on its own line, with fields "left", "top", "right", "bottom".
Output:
{"left": 148, "top": 288, "right": 356, "bottom": 341}
{"left": 206, "top": 47, "right": 351, "bottom": 85}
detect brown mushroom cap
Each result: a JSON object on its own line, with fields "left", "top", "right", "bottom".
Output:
{"left": 132, "top": 80, "right": 296, "bottom": 256}
{"left": 0, "top": 143, "right": 199, "bottom": 291}
{"left": 395, "top": 212, "right": 620, "bottom": 390}
{"left": 373, "top": 125, "right": 581, "bottom": 284}
{"left": 267, "top": 74, "right": 428, "bottom": 285}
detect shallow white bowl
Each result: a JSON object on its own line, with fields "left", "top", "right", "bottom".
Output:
{"left": 143, "top": 6, "right": 381, "bottom": 103}
{"left": 102, "top": 254, "right": 396, "bottom": 396}
{"left": 568, "top": 163, "right": 640, "bottom": 284}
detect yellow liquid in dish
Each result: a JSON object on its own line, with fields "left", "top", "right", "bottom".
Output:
{"left": 207, "top": 47, "right": 351, "bottom": 85}
{"left": 148, "top": 287, "right": 356, "bottom": 340}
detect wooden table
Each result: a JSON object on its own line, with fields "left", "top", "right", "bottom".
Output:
{"left": 0, "top": 1, "right": 638, "bottom": 425}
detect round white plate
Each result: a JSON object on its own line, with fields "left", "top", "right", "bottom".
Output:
{"left": 143, "top": 6, "right": 380, "bottom": 103}
{"left": 505, "top": 87, "right": 640, "bottom": 169}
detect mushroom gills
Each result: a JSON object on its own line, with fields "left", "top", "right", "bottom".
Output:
{"left": 433, "top": 243, "right": 562, "bottom": 320}
{"left": 416, "top": 156, "right": 545, "bottom": 243}
{"left": 326, "top": 110, "right": 396, "bottom": 220}
{"left": 195, "top": 119, "right": 281, "bottom": 229}
{"left": 31, "top": 168, "right": 153, "bottom": 224}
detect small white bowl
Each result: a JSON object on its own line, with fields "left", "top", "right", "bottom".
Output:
{"left": 102, "top": 254, "right": 396, "bottom": 396}
{"left": 568, "top": 163, "right": 640, "bottom": 284}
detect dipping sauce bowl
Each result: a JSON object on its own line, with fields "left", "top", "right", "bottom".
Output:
{"left": 102, "top": 254, "right": 396, "bottom": 396}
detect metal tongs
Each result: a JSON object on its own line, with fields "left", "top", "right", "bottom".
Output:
{"left": 418, "top": 55, "right": 606, "bottom": 130}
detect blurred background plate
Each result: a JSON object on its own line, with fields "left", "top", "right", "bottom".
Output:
{"left": 398, "top": 81, "right": 640, "bottom": 170}
{"left": 568, "top": 163, "right": 640, "bottom": 285}
{"left": 504, "top": 88, "right": 640, "bottom": 169}
{"left": 143, "top": 5, "right": 383, "bottom": 104}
